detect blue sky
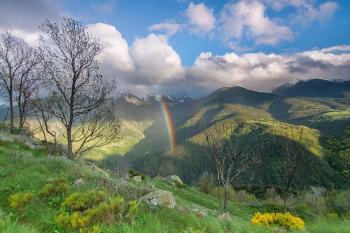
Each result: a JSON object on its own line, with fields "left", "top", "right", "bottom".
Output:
{"left": 1, "top": 0, "right": 350, "bottom": 96}
{"left": 59, "top": 0, "right": 350, "bottom": 66}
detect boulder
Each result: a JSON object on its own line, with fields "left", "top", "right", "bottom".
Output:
{"left": 167, "top": 175, "right": 184, "bottom": 188}
{"left": 132, "top": 175, "right": 143, "bottom": 183}
{"left": 74, "top": 178, "right": 85, "bottom": 186}
{"left": 218, "top": 212, "right": 232, "bottom": 222}
{"left": 140, "top": 190, "right": 176, "bottom": 209}
{"left": 90, "top": 165, "right": 110, "bottom": 178}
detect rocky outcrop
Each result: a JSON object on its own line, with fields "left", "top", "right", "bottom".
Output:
{"left": 140, "top": 190, "right": 176, "bottom": 209}
{"left": 166, "top": 175, "right": 184, "bottom": 188}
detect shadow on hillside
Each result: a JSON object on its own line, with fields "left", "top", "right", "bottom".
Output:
{"left": 101, "top": 120, "right": 349, "bottom": 190}
{"left": 268, "top": 98, "right": 291, "bottom": 121}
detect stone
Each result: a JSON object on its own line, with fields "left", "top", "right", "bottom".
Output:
{"left": 140, "top": 190, "right": 176, "bottom": 209}
{"left": 218, "top": 212, "right": 232, "bottom": 222}
{"left": 192, "top": 208, "right": 207, "bottom": 218}
{"left": 167, "top": 175, "right": 184, "bottom": 187}
{"left": 132, "top": 175, "right": 143, "bottom": 183}
{"left": 74, "top": 178, "right": 85, "bottom": 186}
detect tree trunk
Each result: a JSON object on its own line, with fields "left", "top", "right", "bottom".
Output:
{"left": 9, "top": 90, "right": 14, "bottom": 132}
{"left": 223, "top": 183, "right": 228, "bottom": 213}
{"left": 67, "top": 126, "right": 73, "bottom": 159}
{"left": 283, "top": 191, "right": 287, "bottom": 213}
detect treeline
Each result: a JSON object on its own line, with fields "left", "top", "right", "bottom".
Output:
{"left": 0, "top": 18, "right": 120, "bottom": 159}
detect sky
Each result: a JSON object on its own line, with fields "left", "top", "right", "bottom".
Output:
{"left": 0, "top": 0, "right": 350, "bottom": 97}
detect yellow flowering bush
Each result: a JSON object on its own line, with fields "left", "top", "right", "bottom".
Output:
{"left": 61, "top": 191, "right": 106, "bottom": 212}
{"left": 56, "top": 191, "right": 124, "bottom": 233}
{"left": 251, "top": 212, "right": 304, "bottom": 230}
{"left": 9, "top": 192, "right": 34, "bottom": 211}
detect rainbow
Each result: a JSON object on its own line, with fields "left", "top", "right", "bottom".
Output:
{"left": 160, "top": 97, "right": 176, "bottom": 155}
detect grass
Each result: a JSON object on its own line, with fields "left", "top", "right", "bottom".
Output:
{"left": 1, "top": 136, "right": 350, "bottom": 232}
{"left": 321, "top": 110, "right": 350, "bottom": 120}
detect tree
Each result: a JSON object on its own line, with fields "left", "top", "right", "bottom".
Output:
{"left": 30, "top": 95, "right": 58, "bottom": 155}
{"left": 39, "top": 18, "right": 119, "bottom": 159}
{"left": 203, "top": 120, "right": 260, "bottom": 213}
{"left": 277, "top": 126, "right": 304, "bottom": 212}
{"left": 0, "top": 31, "right": 41, "bottom": 131}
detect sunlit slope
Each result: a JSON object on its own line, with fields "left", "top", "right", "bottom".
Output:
{"left": 126, "top": 87, "right": 347, "bottom": 189}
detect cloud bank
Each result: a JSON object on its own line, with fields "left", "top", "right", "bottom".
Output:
{"left": 0, "top": 0, "right": 345, "bottom": 97}
{"left": 85, "top": 23, "right": 350, "bottom": 96}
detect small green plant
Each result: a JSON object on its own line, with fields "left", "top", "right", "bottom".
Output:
{"left": 39, "top": 177, "right": 70, "bottom": 198}
{"left": 126, "top": 200, "right": 139, "bottom": 223}
{"left": 56, "top": 196, "right": 124, "bottom": 233}
{"left": 61, "top": 191, "right": 106, "bottom": 212}
{"left": 9, "top": 192, "right": 35, "bottom": 211}
{"left": 196, "top": 172, "right": 215, "bottom": 194}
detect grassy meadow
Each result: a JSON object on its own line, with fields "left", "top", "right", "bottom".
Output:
{"left": 1, "top": 136, "right": 350, "bottom": 233}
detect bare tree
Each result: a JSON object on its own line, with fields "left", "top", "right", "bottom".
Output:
{"left": 39, "top": 18, "right": 119, "bottom": 159}
{"left": 203, "top": 120, "right": 260, "bottom": 213}
{"left": 111, "top": 155, "right": 130, "bottom": 179}
{"left": 31, "top": 95, "right": 58, "bottom": 155}
{"left": 277, "top": 126, "right": 304, "bottom": 212}
{"left": 14, "top": 54, "right": 42, "bottom": 131}
{"left": 72, "top": 100, "right": 120, "bottom": 155}
{"left": 0, "top": 31, "right": 40, "bottom": 131}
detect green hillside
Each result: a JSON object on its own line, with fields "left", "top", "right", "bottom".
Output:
{"left": 123, "top": 87, "right": 349, "bottom": 190}
{"left": 1, "top": 134, "right": 350, "bottom": 233}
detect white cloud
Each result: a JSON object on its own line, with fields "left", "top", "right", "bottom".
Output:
{"left": 149, "top": 22, "right": 181, "bottom": 36}
{"left": 0, "top": 28, "right": 41, "bottom": 46}
{"left": 187, "top": 45, "right": 350, "bottom": 93}
{"left": 0, "top": 0, "right": 64, "bottom": 32}
{"left": 87, "top": 23, "right": 134, "bottom": 73}
{"left": 219, "top": 0, "right": 294, "bottom": 47}
{"left": 130, "top": 34, "right": 184, "bottom": 85}
{"left": 185, "top": 2, "right": 215, "bottom": 35}
{"left": 266, "top": 0, "right": 338, "bottom": 25}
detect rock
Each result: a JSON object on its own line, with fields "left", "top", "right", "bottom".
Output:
{"left": 132, "top": 175, "right": 143, "bottom": 183}
{"left": 0, "top": 132, "right": 14, "bottom": 142}
{"left": 140, "top": 190, "right": 176, "bottom": 209}
{"left": 74, "top": 178, "right": 85, "bottom": 186}
{"left": 218, "top": 212, "right": 232, "bottom": 222}
{"left": 192, "top": 208, "right": 207, "bottom": 218}
{"left": 167, "top": 175, "right": 184, "bottom": 188}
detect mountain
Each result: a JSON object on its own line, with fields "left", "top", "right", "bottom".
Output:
{"left": 11, "top": 84, "right": 350, "bottom": 191}
{"left": 273, "top": 79, "right": 350, "bottom": 98}
{"left": 113, "top": 85, "right": 350, "bottom": 191}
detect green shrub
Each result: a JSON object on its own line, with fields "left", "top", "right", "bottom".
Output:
{"left": 235, "top": 190, "right": 256, "bottom": 203}
{"left": 264, "top": 188, "right": 283, "bottom": 205}
{"left": 61, "top": 191, "right": 106, "bottom": 212}
{"left": 196, "top": 172, "right": 215, "bottom": 194}
{"left": 126, "top": 200, "right": 139, "bottom": 222}
{"left": 209, "top": 185, "right": 237, "bottom": 201}
{"left": 325, "top": 212, "right": 339, "bottom": 221}
{"left": 301, "top": 191, "right": 326, "bottom": 215}
{"left": 128, "top": 169, "right": 145, "bottom": 180}
{"left": 0, "top": 208, "right": 37, "bottom": 233}
{"left": 9, "top": 192, "right": 35, "bottom": 211}
{"left": 56, "top": 196, "right": 124, "bottom": 233}
{"left": 39, "top": 177, "right": 69, "bottom": 198}
{"left": 327, "top": 190, "right": 350, "bottom": 217}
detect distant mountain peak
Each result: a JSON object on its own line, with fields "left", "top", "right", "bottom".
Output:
{"left": 118, "top": 92, "right": 194, "bottom": 106}
{"left": 273, "top": 78, "right": 350, "bottom": 97}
